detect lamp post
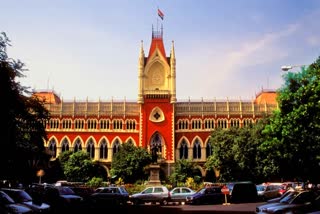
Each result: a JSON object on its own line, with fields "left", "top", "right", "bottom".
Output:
{"left": 281, "top": 65, "right": 307, "bottom": 71}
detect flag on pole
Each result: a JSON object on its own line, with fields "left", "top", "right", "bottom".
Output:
{"left": 158, "top": 8, "right": 164, "bottom": 20}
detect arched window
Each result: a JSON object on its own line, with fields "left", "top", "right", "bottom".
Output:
{"left": 86, "top": 138, "right": 95, "bottom": 159}
{"left": 206, "top": 143, "right": 213, "bottom": 158}
{"left": 112, "top": 139, "right": 120, "bottom": 156}
{"left": 193, "top": 139, "right": 201, "bottom": 159}
{"left": 61, "top": 139, "right": 69, "bottom": 152}
{"left": 179, "top": 140, "right": 188, "bottom": 159}
{"left": 99, "top": 139, "right": 108, "bottom": 159}
{"left": 48, "top": 139, "right": 57, "bottom": 158}
{"left": 74, "top": 139, "right": 82, "bottom": 152}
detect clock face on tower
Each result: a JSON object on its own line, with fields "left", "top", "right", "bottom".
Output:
{"left": 151, "top": 69, "right": 163, "bottom": 85}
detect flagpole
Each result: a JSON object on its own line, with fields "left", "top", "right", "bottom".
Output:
{"left": 157, "top": 6, "right": 159, "bottom": 32}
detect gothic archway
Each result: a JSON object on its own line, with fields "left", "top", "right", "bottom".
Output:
{"left": 150, "top": 132, "right": 163, "bottom": 163}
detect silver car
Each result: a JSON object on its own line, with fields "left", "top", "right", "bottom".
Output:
{"left": 169, "top": 187, "right": 195, "bottom": 204}
{"left": 130, "top": 186, "right": 170, "bottom": 205}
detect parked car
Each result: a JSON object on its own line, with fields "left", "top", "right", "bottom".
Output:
{"left": 0, "top": 190, "right": 33, "bottom": 214}
{"left": 266, "top": 188, "right": 296, "bottom": 203}
{"left": 1, "top": 188, "right": 51, "bottom": 213}
{"left": 130, "top": 186, "right": 170, "bottom": 205}
{"left": 256, "top": 183, "right": 283, "bottom": 201}
{"left": 226, "top": 181, "right": 258, "bottom": 203}
{"left": 185, "top": 186, "right": 224, "bottom": 205}
{"left": 256, "top": 190, "right": 320, "bottom": 213}
{"left": 40, "top": 185, "right": 83, "bottom": 213}
{"left": 69, "top": 186, "right": 95, "bottom": 200}
{"left": 169, "top": 187, "right": 196, "bottom": 204}
{"left": 89, "top": 186, "right": 129, "bottom": 206}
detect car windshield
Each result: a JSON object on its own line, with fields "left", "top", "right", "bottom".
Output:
{"left": 280, "top": 191, "right": 300, "bottom": 204}
{"left": 226, "top": 183, "right": 234, "bottom": 191}
{"left": 8, "top": 190, "right": 33, "bottom": 202}
{"left": 119, "top": 187, "right": 128, "bottom": 194}
{"left": 196, "top": 188, "right": 206, "bottom": 194}
{"left": 0, "top": 191, "right": 15, "bottom": 204}
{"left": 58, "top": 187, "right": 76, "bottom": 195}
{"left": 256, "top": 185, "right": 266, "bottom": 191}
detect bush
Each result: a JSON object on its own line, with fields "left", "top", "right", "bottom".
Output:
{"left": 86, "top": 177, "right": 104, "bottom": 188}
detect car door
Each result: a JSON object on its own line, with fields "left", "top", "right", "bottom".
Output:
{"left": 170, "top": 187, "right": 181, "bottom": 201}
{"left": 202, "top": 188, "right": 213, "bottom": 204}
{"left": 151, "top": 187, "right": 165, "bottom": 202}
{"left": 140, "top": 187, "right": 154, "bottom": 201}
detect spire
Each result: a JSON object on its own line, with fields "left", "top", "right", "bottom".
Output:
{"left": 147, "top": 25, "right": 166, "bottom": 62}
{"left": 139, "top": 40, "right": 145, "bottom": 58}
{"left": 138, "top": 40, "right": 145, "bottom": 104}
{"left": 170, "top": 40, "right": 177, "bottom": 103}
{"left": 139, "top": 40, "right": 145, "bottom": 69}
{"left": 170, "top": 40, "right": 175, "bottom": 59}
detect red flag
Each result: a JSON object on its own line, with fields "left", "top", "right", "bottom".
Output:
{"left": 158, "top": 8, "right": 164, "bottom": 20}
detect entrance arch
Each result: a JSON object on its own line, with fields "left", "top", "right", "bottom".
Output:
{"left": 150, "top": 132, "right": 165, "bottom": 163}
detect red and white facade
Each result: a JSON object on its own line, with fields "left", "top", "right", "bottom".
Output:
{"left": 35, "top": 28, "right": 278, "bottom": 179}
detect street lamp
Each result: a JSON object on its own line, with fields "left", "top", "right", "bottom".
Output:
{"left": 281, "top": 65, "right": 307, "bottom": 71}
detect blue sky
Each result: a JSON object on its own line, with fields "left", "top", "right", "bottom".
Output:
{"left": 1, "top": 0, "right": 320, "bottom": 101}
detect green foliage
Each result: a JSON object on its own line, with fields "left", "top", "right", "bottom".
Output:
{"left": 125, "top": 183, "right": 146, "bottom": 194}
{"left": 169, "top": 159, "right": 199, "bottom": 185}
{"left": 260, "top": 57, "right": 320, "bottom": 182}
{"left": 110, "top": 142, "right": 152, "bottom": 184}
{"left": 58, "top": 150, "right": 73, "bottom": 166}
{"left": 206, "top": 119, "right": 269, "bottom": 183}
{"left": 86, "top": 177, "right": 104, "bottom": 188}
{"left": 61, "top": 151, "right": 99, "bottom": 182}
{"left": 115, "top": 177, "right": 124, "bottom": 186}
{"left": 185, "top": 177, "right": 195, "bottom": 188}
{"left": 0, "top": 32, "right": 50, "bottom": 183}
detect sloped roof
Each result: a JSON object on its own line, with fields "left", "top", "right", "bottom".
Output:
{"left": 147, "top": 32, "right": 167, "bottom": 63}
{"left": 254, "top": 90, "right": 278, "bottom": 104}
{"left": 32, "top": 91, "right": 61, "bottom": 104}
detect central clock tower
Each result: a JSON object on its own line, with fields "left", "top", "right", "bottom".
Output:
{"left": 138, "top": 27, "right": 176, "bottom": 163}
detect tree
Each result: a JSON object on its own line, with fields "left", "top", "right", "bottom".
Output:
{"left": 59, "top": 151, "right": 104, "bottom": 182}
{"left": 0, "top": 32, "right": 50, "bottom": 184}
{"left": 110, "top": 142, "right": 152, "bottom": 184}
{"left": 169, "top": 159, "right": 199, "bottom": 186}
{"left": 260, "top": 57, "right": 320, "bottom": 182}
{"left": 205, "top": 118, "right": 270, "bottom": 183}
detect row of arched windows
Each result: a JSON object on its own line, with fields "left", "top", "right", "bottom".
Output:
{"left": 47, "top": 118, "right": 137, "bottom": 131}
{"left": 177, "top": 118, "right": 254, "bottom": 130}
{"left": 48, "top": 138, "right": 133, "bottom": 160}
{"left": 47, "top": 137, "right": 214, "bottom": 162}
{"left": 179, "top": 139, "right": 213, "bottom": 160}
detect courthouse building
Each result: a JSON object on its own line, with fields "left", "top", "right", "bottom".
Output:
{"left": 34, "top": 28, "right": 278, "bottom": 179}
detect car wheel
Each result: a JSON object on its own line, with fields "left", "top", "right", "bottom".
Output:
{"left": 160, "top": 198, "right": 168, "bottom": 206}
{"left": 132, "top": 199, "right": 141, "bottom": 205}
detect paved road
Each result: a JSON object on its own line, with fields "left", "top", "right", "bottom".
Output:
{"left": 84, "top": 202, "right": 264, "bottom": 214}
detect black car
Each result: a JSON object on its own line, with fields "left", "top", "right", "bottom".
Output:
{"left": 89, "top": 186, "right": 129, "bottom": 207}
{"left": 185, "top": 186, "right": 224, "bottom": 205}
{"left": 1, "top": 188, "right": 51, "bottom": 213}
{"left": 0, "top": 190, "right": 33, "bottom": 214}
{"left": 227, "top": 181, "right": 258, "bottom": 203}
{"left": 35, "top": 185, "right": 83, "bottom": 213}
{"left": 256, "top": 190, "right": 320, "bottom": 213}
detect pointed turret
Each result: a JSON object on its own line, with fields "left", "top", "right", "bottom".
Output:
{"left": 138, "top": 40, "right": 145, "bottom": 103}
{"left": 170, "top": 40, "right": 176, "bottom": 103}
